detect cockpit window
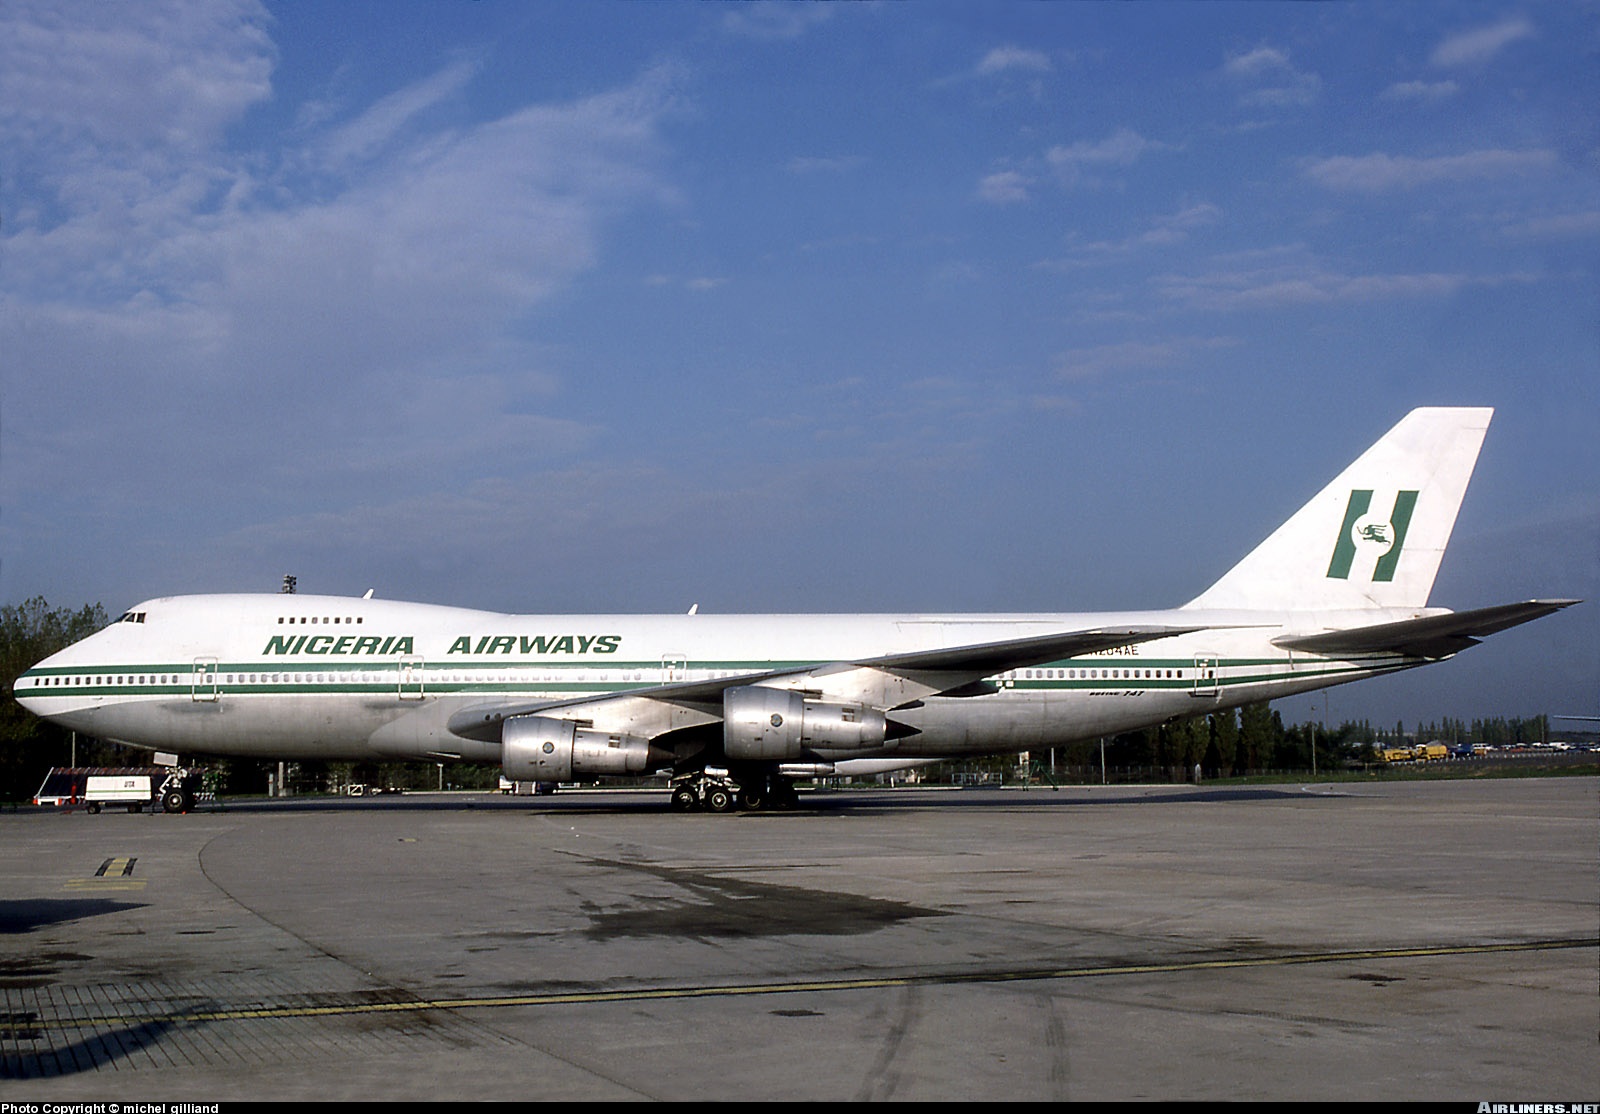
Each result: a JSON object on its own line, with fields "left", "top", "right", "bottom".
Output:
{"left": 117, "top": 612, "right": 148, "bottom": 624}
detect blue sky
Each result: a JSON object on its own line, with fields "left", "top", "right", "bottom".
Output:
{"left": 2, "top": 1, "right": 1595, "bottom": 726}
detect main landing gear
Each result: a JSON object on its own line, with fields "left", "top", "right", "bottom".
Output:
{"left": 668, "top": 771, "right": 799, "bottom": 813}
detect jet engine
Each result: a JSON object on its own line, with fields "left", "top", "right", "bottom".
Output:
{"left": 722, "top": 685, "right": 887, "bottom": 761}
{"left": 502, "top": 715, "right": 664, "bottom": 781}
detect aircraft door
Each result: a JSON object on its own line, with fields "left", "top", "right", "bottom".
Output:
{"left": 192, "top": 657, "right": 219, "bottom": 702}
{"left": 398, "top": 656, "right": 426, "bottom": 700}
{"left": 661, "top": 656, "right": 687, "bottom": 683}
{"left": 1191, "top": 656, "right": 1219, "bottom": 698}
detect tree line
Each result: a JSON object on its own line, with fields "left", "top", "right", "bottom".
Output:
{"left": 1, "top": 598, "right": 108, "bottom": 801}
{"left": 1034, "top": 707, "right": 1557, "bottom": 782}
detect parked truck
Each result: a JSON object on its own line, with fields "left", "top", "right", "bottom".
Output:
{"left": 33, "top": 766, "right": 207, "bottom": 814}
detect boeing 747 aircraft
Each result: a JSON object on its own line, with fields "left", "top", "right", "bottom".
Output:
{"left": 15, "top": 408, "right": 1576, "bottom": 811}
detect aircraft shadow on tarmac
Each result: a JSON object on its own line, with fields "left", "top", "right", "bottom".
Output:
{"left": 1, "top": 1016, "right": 181, "bottom": 1079}
{"left": 0, "top": 897, "right": 147, "bottom": 936}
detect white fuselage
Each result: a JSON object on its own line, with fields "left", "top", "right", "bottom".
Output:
{"left": 15, "top": 592, "right": 1422, "bottom": 764}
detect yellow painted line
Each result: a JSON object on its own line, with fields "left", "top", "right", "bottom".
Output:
{"left": 63, "top": 856, "right": 144, "bottom": 890}
{"left": 23, "top": 937, "right": 1596, "bottom": 1031}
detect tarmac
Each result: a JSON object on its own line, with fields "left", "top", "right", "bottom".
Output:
{"left": 1, "top": 777, "right": 1595, "bottom": 1101}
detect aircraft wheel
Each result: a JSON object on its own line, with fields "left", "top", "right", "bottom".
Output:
{"left": 161, "top": 789, "right": 188, "bottom": 813}
{"left": 670, "top": 786, "right": 699, "bottom": 812}
{"left": 705, "top": 786, "right": 735, "bottom": 813}
{"left": 737, "top": 786, "right": 765, "bottom": 811}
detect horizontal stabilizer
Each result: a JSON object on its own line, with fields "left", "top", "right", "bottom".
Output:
{"left": 1272, "top": 599, "right": 1579, "bottom": 659}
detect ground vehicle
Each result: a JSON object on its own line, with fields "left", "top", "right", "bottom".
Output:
{"left": 498, "top": 778, "right": 557, "bottom": 795}
{"left": 345, "top": 783, "right": 404, "bottom": 796}
{"left": 33, "top": 766, "right": 206, "bottom": 813}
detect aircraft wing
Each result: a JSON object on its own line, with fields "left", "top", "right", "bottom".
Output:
{"left": 848, "top": 625, "right": 1205, "bottom": 674}
{"left": 1272, "top": 599, "right": 1579, "bottom": 660}
{"left": 446, "top": 624, "right": 1202, "bottom": 743}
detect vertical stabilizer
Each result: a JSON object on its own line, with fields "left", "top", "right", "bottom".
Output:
{"left": 1182, "top": 407, "right": 1492, "bottom": 612}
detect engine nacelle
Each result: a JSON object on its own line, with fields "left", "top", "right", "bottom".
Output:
{"left": 723, "top": 686, "right": 887, "bottom": 761}
{"left": 502, "top": 716, "right": 660, "bottom": 781}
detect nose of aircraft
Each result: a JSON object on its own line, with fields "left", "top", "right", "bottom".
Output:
{"left": 15, "top": 671, "right": 49, "bottom": 717}
{"left": 14, "top": 648, "right": 68, "bottom": 719}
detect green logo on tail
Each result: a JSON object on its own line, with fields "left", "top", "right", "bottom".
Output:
{"left": 1327, "top": 490, "right": 1418, "bottom": 581}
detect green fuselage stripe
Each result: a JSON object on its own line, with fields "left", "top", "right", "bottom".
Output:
{"left": 19, "top": 653, "right": 1413, "bottom": 700}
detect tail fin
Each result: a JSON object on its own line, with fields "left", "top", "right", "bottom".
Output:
{"left": 1183, "top": 407, "right": 1492, "bottom": 612}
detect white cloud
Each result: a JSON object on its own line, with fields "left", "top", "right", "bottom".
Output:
{"left": 1506, "top": 210, "right": 1600, "bottom": 241}
{"left": 1223, "top": 46, "right": 1292, "bottom": 79}
{"left": 1039, "top": 202, "right": 1222, "bottom": 265}
{"left": 1153, "top": 262, "right": 1533, "bottom": 312}
{"left": 0, "top": 0, "right": 276, "bottom": 307}
{"left": 0, "top": 3, "right": 683, "bottom": 531}
{"left": 1048, "top": 128, "right": 1155, "bottom": 168}
{"left": 977, "top": 46, "right": 1052, "bottom": 76}
{"left": 721, "top": 6, "right": 832, "bottom": 41}
{"left": 1045, "top": 128, "right": 1167, "bottom": 186}
{"left": 787, "top": 154, "right": 866, "bottom": 175}
{"left": 1054, "top": 336, "right": 1239, "bottom": 380}
{"left": 0, "top": 0, "right": 274, "bottom": 151}
{"left": 1380, "top": 79, "right": 1460, "bottom": 103}
{"left": 1302, "top": 148, "right": 1557, "bottom": 192}
{"left": 1122, "top": 201, "right": 1222, "bottom": 248}
{"left": 318, "top": 57, "right": 478, "bottom": 169}
{"left": 979, "top": 130, "right": 1167, "bottom": 203}
{"left": 1222, "top": 45, "right": 1320, "bottom": 107}
{"left": 1431, "top": 18, "right": 1535, "bottom": 68}
{"left": 646, "top": 275, "right": 725, "bottom": 291}
{"left": 978, "top": 170, "right": 1032, "bottom": 205}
